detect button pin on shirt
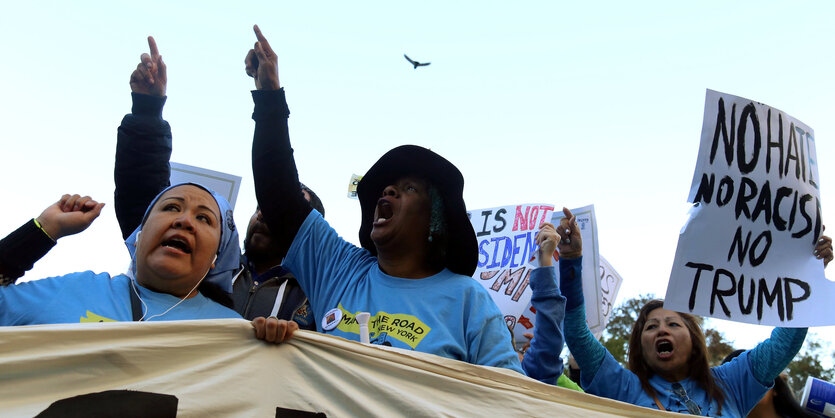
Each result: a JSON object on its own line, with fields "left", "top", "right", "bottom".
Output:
{"left": 322, "top": 307, "right": 342, "bottom": 331}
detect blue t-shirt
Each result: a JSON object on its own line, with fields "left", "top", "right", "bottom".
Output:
{"left": 586, "top": 349, "right": 768, "bottom": 417}
{"left": 285, "top": 211, "right": 523, "bottom": 373}
{"left": 1, "top": 272, "right": 241, "bottom": 325}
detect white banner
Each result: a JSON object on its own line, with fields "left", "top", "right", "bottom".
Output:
{"left": 666, "top": 89, "right": 835, "bottom": 326}
{"left": 0, "top": 320, "right": 671, "bottom": 417}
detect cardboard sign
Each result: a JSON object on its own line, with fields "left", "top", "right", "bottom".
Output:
{"left": 170, "top": 162, "right": 242, "bottom": 210}
{"left": 469, "top": 203, "right": 556, "bottom": 332}
{"left": 666, "top": 89, "right": 835, "bottom": 326}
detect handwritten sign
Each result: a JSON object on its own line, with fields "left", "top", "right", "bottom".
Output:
{"left": 468, "top": 203, "right": 555, "bottom": 332}
{"left": 468, "top": 204, "right": 604, "bottom": 341}
{"left": 666, "top": 89, "right": 835, "bottom": 326}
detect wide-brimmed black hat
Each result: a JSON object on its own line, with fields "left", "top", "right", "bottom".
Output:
{"left": 357, "top": 145, "right": 478, "bottom": 277}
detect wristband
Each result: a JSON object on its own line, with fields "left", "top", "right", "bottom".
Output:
{"left": 33, "top": 218, "right": 55, "bottom": 242}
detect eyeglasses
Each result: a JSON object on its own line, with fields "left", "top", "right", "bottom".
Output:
{"left": 671, "top": 383, "right": 702, "bottom": 415}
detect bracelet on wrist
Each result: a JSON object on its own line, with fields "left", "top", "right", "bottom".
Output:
{"left": 33, "top": 218, "right": 56, "bottom": 242}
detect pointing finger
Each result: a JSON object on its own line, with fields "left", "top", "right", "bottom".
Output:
{"left": 562, "top": 207, "right": 573, "bottom": 219}
{"left": 253, "top": 25, "right": 273, "bottom": 55}
{"left": 148, "top": 36, "right": 160, "bottom": 59}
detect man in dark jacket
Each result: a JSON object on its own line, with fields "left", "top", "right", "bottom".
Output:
{"left": 115, "top": 36, "right": 318, "bottom": 329}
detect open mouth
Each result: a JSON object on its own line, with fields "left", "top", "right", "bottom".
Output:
{"left": 374, "top": 199, "right": 394, "bottom": 225}
{"left": 161, "top": 236, "right": 192, "bottom": 254}
{"left": 656, "top": 340, "right": 674, "bottom": 359}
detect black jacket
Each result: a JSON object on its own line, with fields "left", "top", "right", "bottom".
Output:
{"left": 115, "top": 93, "right": 314, "bottom": 327}
{"left": 231, "top": 258, "right": 314, "bottom": 328}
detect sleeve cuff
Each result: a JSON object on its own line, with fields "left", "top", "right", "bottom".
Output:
{"left": 252, "top": 89, "right": 290, "bottom": 120}
{"left": 0, "top": 219, "right": 56, "bottom": 281}
{"left": 130, "top": 92, "right": 167, "bottom": 118}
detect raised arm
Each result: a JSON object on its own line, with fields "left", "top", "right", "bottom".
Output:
{"left": 743, "top": 234, "right": 831, "bottom": 383}
{"left": 0, "top": 195, "right": 104, "bottom": 285}
{"left": 556, "top": 207, "right": 610, "bottom": 386}
{"left": 114, "top": 36, "right": 171, "bottom": 239}
{"left": 248, "top": 25, "right": 311, "bottom": 254}
{"left": 520, "top": 222, "right": 567, "bottom": 384}
{"left": 745, "top": 327, "right": 807, "bottom": 387}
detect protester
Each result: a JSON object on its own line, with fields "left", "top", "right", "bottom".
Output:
{"left": 0, "top": 184, "right": 243, "bottom": 324}
{"left": 245, "top": 25, "right": 567, "bottom": 381}
{"left": 559, "top": 214, "right": 832, "bottom": 415}
{"left": 722, "top": 349, "right": 818, "bottom": 418}
{"left": 0, "top": 194, "right": 104, "bottom": 286}
{"left": 116, "top": 36, "right": 320, "bottom": 328}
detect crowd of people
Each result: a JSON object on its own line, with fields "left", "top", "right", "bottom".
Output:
{"left": 1, "top": 25, "right": 833, "bottom": 416}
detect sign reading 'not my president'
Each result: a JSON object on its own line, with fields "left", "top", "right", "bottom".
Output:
{"left": 666, "top": 89, "right": 835, "bottom": 326}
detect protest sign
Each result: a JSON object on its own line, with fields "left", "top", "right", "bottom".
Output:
{"left": 666, "top": 89, "right": 835, "bottom": 326}
{"left": 468, "top": 203, "right": 603, "bottom": 341}
{"left": 468, "top": 203, "right": 555, "bottom": 333}
{"left": 170, "top": 162, "right": 242, "bottom": 209}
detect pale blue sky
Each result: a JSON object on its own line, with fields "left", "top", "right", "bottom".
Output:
{"left": 1, "top": 1, "right": 833, "bottom": 357}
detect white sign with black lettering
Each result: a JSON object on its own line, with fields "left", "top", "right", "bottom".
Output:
{"left": 666, "top": 89, "right": 835, "bottom": 326}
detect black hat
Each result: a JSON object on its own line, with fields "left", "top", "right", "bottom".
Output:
{"left": 357, "top": 145, "right": 478, "bottom": 277}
